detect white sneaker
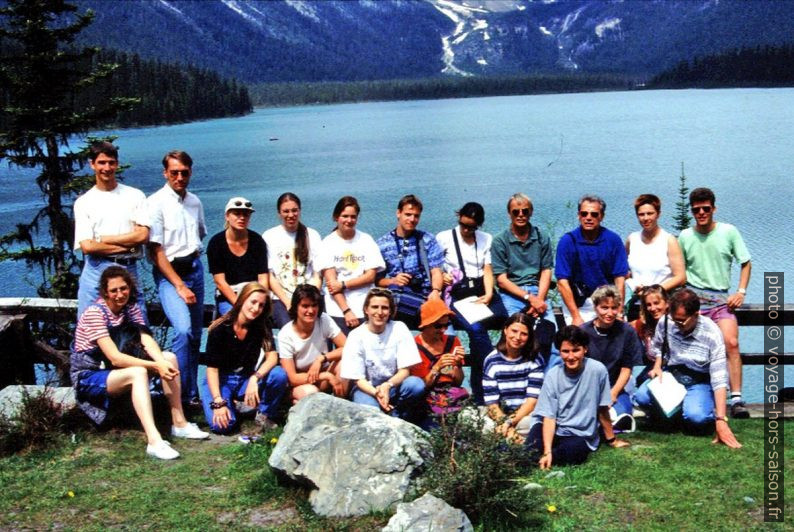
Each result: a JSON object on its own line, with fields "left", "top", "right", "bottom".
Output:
{"left": 171, "top": 422, "right": 210, "bottom": 440}
{"left": 146, "top": 440, "right": 180, "bottom": 460}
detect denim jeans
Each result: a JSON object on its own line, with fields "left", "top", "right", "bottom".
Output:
{"left": 351, "top": 376, "right": 426, "bottom": 423}
{"left": 78, "top": 255, "right": 147, "bottom": 323}
{"left": 450, "top": 296, "right": 507, "bottom": 405}
{"left": 201, "top": 367, "right": 288, "bottom": 434}
{"left": 498, "top": 285, "right": 561, "bottom": 372}
{"left": 153, "top": 258, "right": 205, "bottom": 403}
{"left": 634, "top": 379, "right": 715, "bottom": 427}
{"left": 526, "top": 422, "right": 592, "bottom": 466}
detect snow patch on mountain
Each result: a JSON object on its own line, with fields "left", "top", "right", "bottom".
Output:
{"left": 157, "top": 0, "right": 184, "bottom": 17}
{"left": 220, "top": 0, "right": 263, "bottom": 27}
{"left": 539, "top": 25, "right": 552, "bottom": 36}
{"left": 594, "top": 17, "right": 621, "bottom": 38}
{"left": 285, "top": 0, "right": 320, "bottom": 23}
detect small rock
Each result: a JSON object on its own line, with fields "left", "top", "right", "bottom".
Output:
{"left": 522, "top": 482, "right": 544, "bottom": 491}
{"left": 743, "top": 496, "right": 755, "bottom": 504}
{"left": 545, "top": 471, "right": 565, "bottom": 479}
{"left": 564, "top": 485, "right": 578, "bottom": 490}
{"left": 0, "top": 385, "right": 76, "bottom": 419}
{"left": 382, "top": 493, "right": 472, "bottom": 532}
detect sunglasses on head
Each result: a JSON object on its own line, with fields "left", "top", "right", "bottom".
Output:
{"left": 511, "top": 208, "right": 530, "bottom": 217}
{"left": 691, "top": 205, "right": 712, "bottom": 214}
{"left": 579, "top": 210, "right": 601, "bottom": 218}
{"left": 234, "top": 200, "right": 253, "bottom": 208}
{"left": 369, "top": 287, "right": 393, "bottom": 297}
{"left": 168, "top": 169, "right": 190, "bottom": 177}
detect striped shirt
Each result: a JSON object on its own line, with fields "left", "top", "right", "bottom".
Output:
{"left": 73, "top": 299, "right": 145, "bottom": 353}
{"left": 482, "top": 349, "right": 545, "bottom": 411}
{"left": 650, "top": 314, "right": 728, "bottom": 391}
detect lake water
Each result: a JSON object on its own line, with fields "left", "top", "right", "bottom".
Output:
{"left": 1, "top": 88, "right": 790, "bottom": 401}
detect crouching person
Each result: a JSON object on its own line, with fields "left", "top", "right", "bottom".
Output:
{"left": 633, "top": 289, "right": 741, "bottom": 447}
{"left": 526, "top": 326, "right": 630, "bottom": 469}
{"left": 71, "top": 266, "right": 209, "bottom": 461}
{"left": 339, "top": 288, "right": 426, "bottom": 423}
{"left": 201, "top": 282, "right": 288, "bottom": 434}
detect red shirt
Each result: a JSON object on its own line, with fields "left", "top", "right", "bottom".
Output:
{"left": 411, "top": 333, "right": 462, "bottom": 385}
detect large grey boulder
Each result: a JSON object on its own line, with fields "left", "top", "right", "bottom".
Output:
{"left": 383, "top": 493, "right": 473, "bottom": 532}
{"left": 0, "top": 385, "right": 75, "bottom": 419}
{"left": 268, "top": 393, "right": 430, "bottom": 517}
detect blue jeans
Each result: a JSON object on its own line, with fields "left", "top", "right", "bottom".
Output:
{"left": 78, "top": 255, "right": 147, "bottom": 323}
{"left": 634, "top": 379, "right": 715, "bottom": 427}
{"left": 498, "top": 285, "right": 561, "bottom": 372}
{"left": 153, "top": 258, "right": 205, "bottom": 403}
{"left": 351, "top": 376, "right": 426, "bottom": 423}
{"left": 201, "top": 367, "right": 288, "bottom": 434}
{"left": 451, "top": 296, "right": 507, "bottom": 405}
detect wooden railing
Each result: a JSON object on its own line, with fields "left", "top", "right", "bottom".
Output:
{"left": 0, "top": 298, "right": 790, "bottom": 387}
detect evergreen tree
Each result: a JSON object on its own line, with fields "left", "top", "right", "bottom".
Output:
{"left": 673, "top": 162, "right": 692, "bottom": 234}
{"left": 0, "top": 0, "right": 137, "bottom": 297}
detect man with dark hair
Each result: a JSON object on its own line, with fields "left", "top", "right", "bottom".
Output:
{"left": 74, "top": 141, "right": 150, "bottom": 320}
{"left": 376, "top": 194, "right": 445, "bottom": 329}
{"left": 555, "top": 194, "right": 629, "bottom": 325}
{"left": 678, "top": 186, "right": 751, "bottom": 418}
{"left": 147, "top": 150, "right": 207, "bottom": 407}
{"left": 526, "top": 325, "right": 629, "bottom": 469}
{"left": 634, "top": 289, "right": 741, "bottom": 448}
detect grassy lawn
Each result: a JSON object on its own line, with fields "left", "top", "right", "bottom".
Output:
{"left": 0, "top": 418, "right": 791, "bottom": 530}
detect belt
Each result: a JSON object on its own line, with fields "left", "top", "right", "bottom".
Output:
{"left": 171, "top": 250, "right": 201, "bottom": 263}
{"left": 106, "top": 255, "right": 138, "bottom": 266}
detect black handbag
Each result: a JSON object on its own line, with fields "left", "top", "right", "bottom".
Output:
{"left": 449, "top": 229, "right": 486, "bottom": 300}
{"left": 567, "top": 231, "right": 592, "bottom": 307}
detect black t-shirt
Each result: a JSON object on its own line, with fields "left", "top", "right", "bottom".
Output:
{"left": 582, "top": 321, "right": 643, "bottom": 386}
{"left": 199, "top": 320, "right": 265, "bottom": 375}
{"left": 206, "top": 229, "right": 268, "bottom": 302}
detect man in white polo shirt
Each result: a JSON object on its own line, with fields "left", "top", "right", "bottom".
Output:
{"left": 147, "top": 150, "right": 207, "bottom": 407}
{"left": 74, "top": 141, "right": 150, "bottom": 320}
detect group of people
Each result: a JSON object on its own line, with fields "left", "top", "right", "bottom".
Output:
{"left": 69, "top": 141, "right": 751, "bottom": 465}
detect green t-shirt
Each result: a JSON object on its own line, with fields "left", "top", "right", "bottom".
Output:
{"left": 678, "top": 222, "right": 751, "bottom": 292}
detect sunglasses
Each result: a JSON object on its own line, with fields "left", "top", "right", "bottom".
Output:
{"left": 432, "top": 321, "right": 451, "bottom": 329}
{"left": 459, "top": 221, "right": 478, "bottom": 231}
{"left": 168, "top": 169, "right": 190, "bottom": 177}
{"left": 691, "top": 205, "right": 713, "bottom": 214}
{"left": 369, "top": 287, "right": 394, "bottom": 297}
{"left": 510, "top": 208, "right": 530, "bottom": 217}
{"left": 233, "top": 200, "right": 253, "bottom": 208}
{"left": 579, "top": 211, "right": 601, "bottom": 218}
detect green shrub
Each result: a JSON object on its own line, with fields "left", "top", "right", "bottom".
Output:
{"left": 416, "top": 409, "right": 545, "bottom": 530}
{"left": 0, "top": 387, "right": 82, "bottom": 455}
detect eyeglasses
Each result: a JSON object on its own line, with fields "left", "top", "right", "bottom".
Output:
{"left": 432, "top": 321, "right": 451, "bottom": 329}
{"left": 459, "top": 221, "right": 478, "bottom": 231}
{"left": 672, "top": 314, "right": 695, "bottom": 327}
{"left": 691, "top": 205, "right": 713, "bottom": 214}
{"left": 579, "top": 211, "right": 601, "bottom": 218}
{"left": 510, "top": 208, "right": 530, "bottom": 217}
{"left": 168, "top": 169, "right": 190, "bottom": 177}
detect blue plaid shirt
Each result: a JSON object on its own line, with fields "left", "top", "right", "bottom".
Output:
{"left": 376, "top": 229, "right": 444, "bottom": 296}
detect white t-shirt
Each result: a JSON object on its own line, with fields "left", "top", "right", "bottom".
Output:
{"left": 339, "top": 321, "right": 421, "bottom": 386}
{"left": 263, "top": 224, "right": 323, "bottom": 301}
{"left": 316, "top": 230, "right": 385, "bottom": 318}
{"left": 277, "top": 313, "right": 341, "bottom": 371}
{"left": 626, "top": 228, "right": 672, "bottom": 291}
{"left": 73, "top": 183, "right": 150, "bottom": 258}
{"left": 436, "top": 227, "right": 492, "bottom": 277}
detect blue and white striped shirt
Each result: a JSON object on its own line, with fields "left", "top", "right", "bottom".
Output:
{"left": 482, "top": 349, "right": 545, "bottom": 411}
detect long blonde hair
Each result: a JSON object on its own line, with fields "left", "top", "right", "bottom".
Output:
{"left": 209, "top": 282, "right": 274, "bottom": 350}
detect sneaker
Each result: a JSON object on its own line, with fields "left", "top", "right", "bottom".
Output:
{"left": 238, "top": 434, "right": 261, "bottom": 445}
{"left": 254, "top": 412, "right": 278, "bottom": 430}
{"left": 171, "top": 422, "right": 210, "bottom": 440}
{"left": 612, "top": 413, "right": 636, "bottom": 433}
{"left": 146, "top": 440, "right": 180, "bottom": 460}
{"left": 730, "top": 401, "right": 750, "bottom": 419}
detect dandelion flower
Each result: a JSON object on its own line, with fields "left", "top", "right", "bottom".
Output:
{"left": 546, "top": 504, "right": 557, "bottom": 513}
{"left": 67, "top": 491, "right": 75, "bottom": 498}
{"left": 270, "top": 437, "right": 278, "bottom": 444}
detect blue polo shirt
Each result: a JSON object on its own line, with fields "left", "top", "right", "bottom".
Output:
{"left": 554, "top": 226, "right": 629, "bottom": 293}
{"left": 491, "top": 224, "right": 554, "bottom": 287}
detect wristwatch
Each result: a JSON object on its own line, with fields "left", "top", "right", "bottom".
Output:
{"left": 523, "top": 293, "right": 530, "bottom": 301}
{"left": 737, "top": 288, "right": 747, "bottom": 295}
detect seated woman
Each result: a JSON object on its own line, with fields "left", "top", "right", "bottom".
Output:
{"left": 317, "top": 196, "right": 385, "bottom": 335}
{"left": 630, "top": 284, "right": 669, "bottom": 384}
{"left": 207, "top": 197, "right": 269, "bottom": 315}
{"left": 278, "top": 284, "right": 347, "bottom": 403}
{"left": 436, "top": 201, "right": 505, "bottom": 405}
{"left": 339, "top": 288, "right": 425, "bottom": 422}
{"left": 411, "top": 299, "right": 468, "bottom": 420}
{"left": 624, "top": 194, "right": 685, "bottom": 320}
{"left": 482, "top": 313, "right": 545, "bottom": 441}
{"left": 527, "top": 325, "right": 630, "bottom": 470}
{"left": 581, "top": 285, "right": 644, "bottom": 431}
{"left": 263, "top": 193, "right": 323, "bottom": 328}
{"left": 200, "top": 282, "right": 288, "bottom": 434}
{"left": 71, "top": 266, "right": 209, "bottom": 460}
